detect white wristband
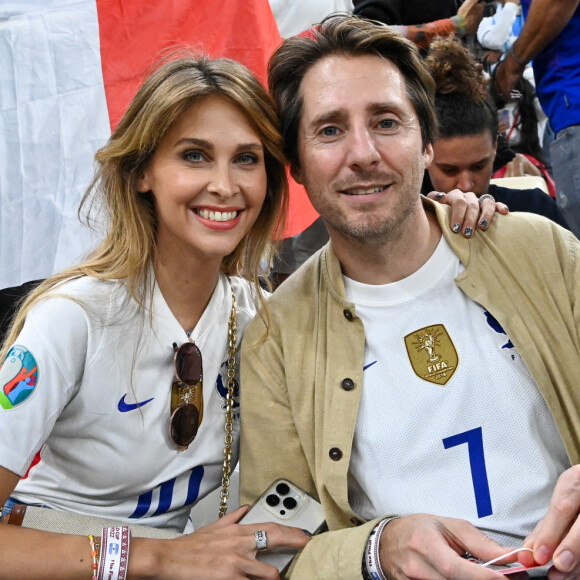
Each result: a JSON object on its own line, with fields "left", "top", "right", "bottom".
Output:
{"left": 364, "top": 517, "right": 399, "bottom": 580}
{"left": 97, "top": 526, "right": 131, "bottom": 580}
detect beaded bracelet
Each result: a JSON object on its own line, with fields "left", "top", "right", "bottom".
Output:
{"left": 97, "top": 526, "right": 131, "bottom": 580}
{"left": 88, "top": 535, "right": 99, "bottom": 580}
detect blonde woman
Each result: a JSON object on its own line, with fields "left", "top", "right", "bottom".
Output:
{"left": 0, "top": 53, "right": 308, "bottom": 579}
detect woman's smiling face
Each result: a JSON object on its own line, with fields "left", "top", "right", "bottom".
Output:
{"left": 138, "top": 94, "right": 268, "bottom": 266}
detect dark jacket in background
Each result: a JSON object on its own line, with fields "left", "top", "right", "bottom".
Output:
{"left": 352, "top": 0, "right": 459, "bottom": 25}
{"left": 422, "top": 171, "right": 570, "bottom": 231}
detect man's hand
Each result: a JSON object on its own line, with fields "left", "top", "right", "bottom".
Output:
{"left": 379, "top": 514, "right": 514, "bottom": 580}
{"left": 493, "top": 55, "right": 525, "bottom": 104}
{"left": 519, "top": 465, "right": 580, "bottom": 576}
{"left": 458, "top": 0, "right": 486, "bottom": 35}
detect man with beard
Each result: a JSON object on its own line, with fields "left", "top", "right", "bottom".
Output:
{"left": 240, "top": 14, "right": 580, "bottom": 580}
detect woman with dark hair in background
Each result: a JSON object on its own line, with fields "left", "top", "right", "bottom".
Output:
{"left": 424, "top": 35, "right": 568, "bottom": 228}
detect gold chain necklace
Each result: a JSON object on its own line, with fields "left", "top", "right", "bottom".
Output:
{"left": 218, "top": 289, "right": 237, "bottom": 518}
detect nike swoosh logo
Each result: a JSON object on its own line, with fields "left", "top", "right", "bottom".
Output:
{"left": 363, "top": 361, "right": 377, "bottom": 371}
{"left": 118, "top": 394, "right": 155, "bottom": 412}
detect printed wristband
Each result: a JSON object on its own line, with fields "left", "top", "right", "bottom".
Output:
{"left": 97, "top": 526, "right": 131, "bottom": 580}
{"left": 363, "top": 517, "right": 400, "bottom": 580}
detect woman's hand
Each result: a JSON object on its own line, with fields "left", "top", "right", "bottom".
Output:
{"left": 136, "top": 505, "right": 311, "bottom": 580}
{"left": 503, "top": 154, "right": 543, "bottom": 178}
{"left": 426, "top": 189, "right": 509, "bottom": 237}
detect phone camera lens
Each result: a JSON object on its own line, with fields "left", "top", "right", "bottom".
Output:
{"left": 276, "top": 483, "right": 290, "bottom": 496}
{"left": 283, "top": 497, "right": 297, "bottom": 510}
{"left": 266, "top": 494, "right": 280, "bottom": 507}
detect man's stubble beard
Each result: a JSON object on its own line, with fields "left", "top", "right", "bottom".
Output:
{"left": 319, "top": 186, "right": 420, "bottom": 247}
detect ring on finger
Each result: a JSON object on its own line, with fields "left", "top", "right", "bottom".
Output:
{"left": 255, "top": 529, "right": 268, "bottom": 552}
{"left": 478, "top": 193, "right": 495, "bottom": 205}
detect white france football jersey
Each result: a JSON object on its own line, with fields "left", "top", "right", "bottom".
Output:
{"left": 0, "top": 273, "right": 257, "bottom": 532}
{"left": 346, "top": 236, "right": 569, "bottom": 545}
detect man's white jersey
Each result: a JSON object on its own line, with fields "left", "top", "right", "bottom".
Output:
{"left": 346, "top": 236, "right": 569, "bottom": 545}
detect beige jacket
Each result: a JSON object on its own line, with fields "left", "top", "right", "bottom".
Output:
{"left": 240, "top": 199, "right": 580, "bottom": 579}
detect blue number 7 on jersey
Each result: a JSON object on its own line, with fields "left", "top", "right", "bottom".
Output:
{"left": 443, "top": 427, "right": 493, "bottom": 518}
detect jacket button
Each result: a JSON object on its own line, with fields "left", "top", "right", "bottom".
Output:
{"left": 329, "top": 447, "right": 343, "bottom": 461}
{"left": 351, "top": 517, "right": 363, "bottom": 526}
{"left": 341, "top": 378, "right": 355, "bottom": 391}
{"left": 343, "top": 309, "right": 354, "bottom": 321}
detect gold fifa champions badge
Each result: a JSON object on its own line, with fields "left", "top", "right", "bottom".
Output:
{"left": 404, "top": 324, "right": 458, "bottom": 386}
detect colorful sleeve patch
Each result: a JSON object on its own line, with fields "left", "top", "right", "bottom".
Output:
{"left": 0, "top": 346, "right": 39, "bottom": 409}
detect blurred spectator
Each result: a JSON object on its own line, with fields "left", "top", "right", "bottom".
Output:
{"left": 352, "top": 0, "right": 458, "bottom": 25}
{"left": 270, "top": 217, "right": 329, "bottom": 288}
{"left": 477, "top": 0, "right": 553, "bottom": 189}
{"left": 424, "top": 36, "right": 569, "bottom": 228}
{"left": 478, "top": 0, "right": 523, "bottom": 55}
{"left": 494, "top": 0, "right": 580, "bottom": 238}
{"left": 496, "top": 75, "right": 545, "bottom": 153}
{"left": 494, "top": 76, "right": 555, "bottom": 197}
{"left": 353, "top": 0, "right": 484, "bottom": 50}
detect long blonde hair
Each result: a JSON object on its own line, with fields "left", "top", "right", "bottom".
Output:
{"left": 1, "top": 52, "right": 287, "bottom": 359}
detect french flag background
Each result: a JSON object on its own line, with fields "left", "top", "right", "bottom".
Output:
{"left": 0, "top": 0, "right": 318, "bottom": 288}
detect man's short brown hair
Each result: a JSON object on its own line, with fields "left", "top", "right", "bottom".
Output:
{"left": 268, "top": 14, "right": 437, "bottom": 169}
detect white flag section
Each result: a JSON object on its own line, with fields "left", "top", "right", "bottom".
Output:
{"left": 0, "top": 1, "right": 111, "bottom": 287}
{"left": 269, "top": 0, "right": 352, "bottom": 37}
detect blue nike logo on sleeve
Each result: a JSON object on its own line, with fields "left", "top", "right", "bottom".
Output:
{"left": 118, "top": 394, "right": 155, "bottom": 412}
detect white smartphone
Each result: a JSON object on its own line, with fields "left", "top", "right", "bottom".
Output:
{"left": 239, "top": 479, "right": 327, "bottom": 573}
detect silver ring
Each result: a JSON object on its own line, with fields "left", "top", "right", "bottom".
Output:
{"left": 254, "top": 529, "right": 268, "bottom": 552}
{"left": 478, "top": 193, "right": 495, "bottom": 205}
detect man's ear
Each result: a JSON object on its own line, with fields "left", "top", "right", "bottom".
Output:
{"left": 424, "top": 143, "right": 434, "bottom": 169}
{"left": 290, "top": 163, "right": 303, "bottom": 186}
